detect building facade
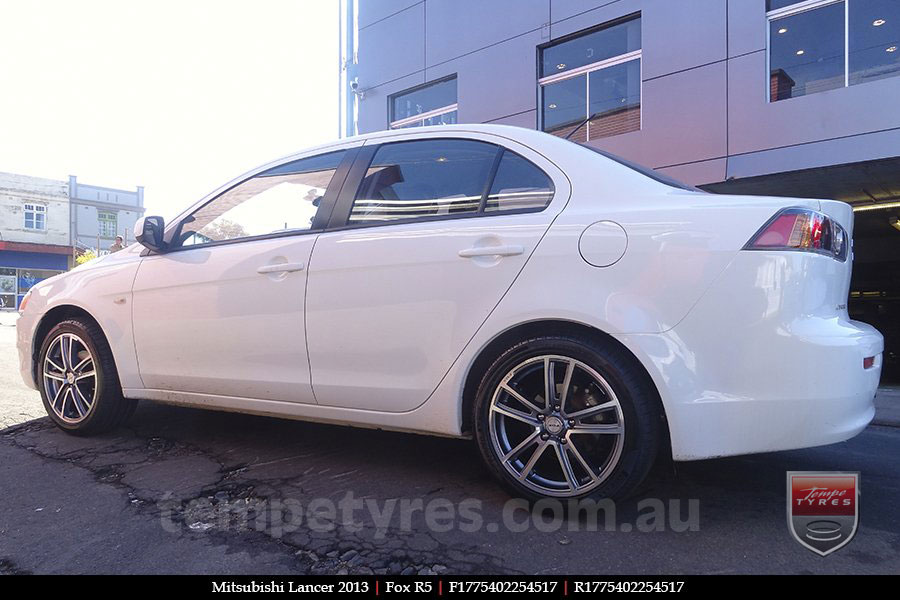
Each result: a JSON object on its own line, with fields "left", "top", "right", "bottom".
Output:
{"left": 341, "top": 0, "right": 900, "bottom": 380}
{"left": 69, "top": 175, "right": 144, "bottom": 253}
{"left": 0, "top": 171, "right": 144, "bottom": 309}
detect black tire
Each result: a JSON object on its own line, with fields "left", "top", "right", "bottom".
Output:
{"left": 473, "top": 334, "right": 662, "bottom": 502}
{"left": 37, "top": 318, "right": 137, "bottom": 435}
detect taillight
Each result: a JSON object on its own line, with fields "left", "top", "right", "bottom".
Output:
{"left": 744, "top": 208, "right": 848, "bottom": 261}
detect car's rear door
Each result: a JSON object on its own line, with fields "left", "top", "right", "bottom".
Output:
{"left": 131, "top": 144, "right": 358, "bottom": 403}
{"left": 305, "top": 131, "right": 570, "bottom": 412}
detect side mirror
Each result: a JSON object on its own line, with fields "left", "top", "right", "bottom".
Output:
{"left": 134, "top": 215, "right": 167, "bottom": 253}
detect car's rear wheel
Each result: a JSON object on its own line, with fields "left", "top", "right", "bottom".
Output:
{"left": 38, "top": 318, "right": 136, "bottom": 434}
{"left": 474, "top": 335, "right": 661, "bottom": 501}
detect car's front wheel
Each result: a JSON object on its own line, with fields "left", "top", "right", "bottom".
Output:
{"left": 474, "top": 335, "right": 661, "bottom": 501}
{"left": 38, "top": 318, "right": 136, "bottom": 434}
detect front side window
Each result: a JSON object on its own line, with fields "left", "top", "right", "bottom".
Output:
{"left": 348, "top": 139, "right": 554, "bottom": 225}
{"left": 769, "top": 0, "right": 900, "bottom": 101}
{"left": 539, "top": 15, "right": 641, "bottom": 142}
{"left": 23, "top": 203, "right": 46, "bottom": 230}
{"left": 389, "top": 77, "right": 458, "bottom": 129}
{"left": 98, "top": 211, "right": 117, "bottom": 238}
{"left": 177, "top": 150, "right": 347, "bottom": 247}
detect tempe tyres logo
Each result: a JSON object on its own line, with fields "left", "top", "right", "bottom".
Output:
{"left": 787, "top": 472, "right": 859, "bottom": 556}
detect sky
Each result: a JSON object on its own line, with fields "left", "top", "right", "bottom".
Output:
{"left": 0, "top": 0, "right": 340, "bottom": 221}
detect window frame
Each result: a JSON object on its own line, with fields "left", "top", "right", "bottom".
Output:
{"left": 766, "top": 0, "right": 854, "bottom": 102}
{"left": 325, "top": 137, "right": 556, "bottom": 232}
{"left": 537, "top": 13, "right": 643, "bottom": 141}
{"left": 97, "top": 210, "right": 118, "bottom": 238}
{"left": 153, "top": 146, "right": 360, "bottom": 255}
{"left": 388, "top": 76, "right": 458, "bottom": 130}
{"left": 23, "top": 203, "right": 47, "bottom": 231}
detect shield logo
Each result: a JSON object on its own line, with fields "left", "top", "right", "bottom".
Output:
{"left": 787, "top": 471, "right": 859, "bottom": 556}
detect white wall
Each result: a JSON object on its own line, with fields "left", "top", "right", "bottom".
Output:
{"left": 0, "top": 172, "right": 69, "bottom": 246}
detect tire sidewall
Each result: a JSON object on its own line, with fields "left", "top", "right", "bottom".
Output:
{"left": 38, "top": 320, "right": 109, "bottom": 433}
{"left": 473, "top": 336, "right": 658, "bottom": 502}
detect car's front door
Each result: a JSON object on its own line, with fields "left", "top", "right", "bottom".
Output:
{"left": 306, "top": 133, "right": 569, "bottom": 412}
{"left": 131, "top": 146, "right": 356, "bottom": 403}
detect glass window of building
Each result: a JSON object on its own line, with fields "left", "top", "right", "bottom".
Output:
{"left": 849, "top": 0, "right": 900, "bottom": 85}
{"left": 539, "top": 15, "right": 641, "bottom": 142}
{"left": 389, "top": 77, "right": 458, "bottom": 129}
{"left": 0, "top": 267, "right": 63, "bottom": 310}
{"left": 769, "top": 0, "right": 900, "bottom": 101}
{"left": 23, "top": 203, "right": 46, "bottom": 230}
{"left": 98, "top": 211, "right": 118, "bottom": 238}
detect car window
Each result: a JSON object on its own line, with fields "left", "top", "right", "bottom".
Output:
{"left": 177, "top": 149, "right": 347, "bottom": 247}
{"left": 485, "top": 151, "right": 554, "bottom": 212}
{"left": 348, "top": 139, "right": 498, "bottom": 224}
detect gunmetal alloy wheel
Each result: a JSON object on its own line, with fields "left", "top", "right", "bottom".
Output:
{"left": 488, "top": 355, "right": 625, "bottom": 497}
{"left": 42, "top": 332, "right": 97, "bottom": 424}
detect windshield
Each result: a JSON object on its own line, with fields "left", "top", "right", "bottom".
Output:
{"left": 578, "top": 144, "right": 701, "bottom": 192}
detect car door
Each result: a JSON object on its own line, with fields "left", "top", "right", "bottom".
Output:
{"left": 131, "top": 146, "right": 357, "bottom": 403}
{"left": 306, "top": 132, "right": 570, "bottom": 412}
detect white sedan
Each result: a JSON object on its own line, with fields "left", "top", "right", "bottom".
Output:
{"left": 16, "top": 125, "right": 883, "bottom": 500}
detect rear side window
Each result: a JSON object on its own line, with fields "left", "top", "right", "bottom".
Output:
{"left": 348, "top": 139, "right": 554, "bottom": 225}
{"left": 485, "top": 151, "right": 554, "bottom": 212}
{"left": 349, "top": 140, "right": 496, "bottom": 223}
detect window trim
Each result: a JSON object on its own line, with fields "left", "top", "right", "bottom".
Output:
{"left": 766, "top": 0, "right": 853, "bottom": 103}
{"left": 326, "top": 138, "right": 556, "bottom": 232}
{"left": 537, "top": 15, "right": 643, "bottom": 141}
{"left": 388, "top": 76, "right": 458, "bottom": 130}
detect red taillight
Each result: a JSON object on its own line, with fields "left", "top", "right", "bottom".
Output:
{"left": 744, "top": 208, "right": 848, "bottom": 261}
{"left": 863, "top": 356, "right": 875, "bottom": 370}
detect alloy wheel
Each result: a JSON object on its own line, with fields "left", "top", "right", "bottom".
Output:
{"left": 488, "top": 354, "right": 625, "bottom": 497}
{"left": 42, "top": 332, "right": 97, "bottom": 424}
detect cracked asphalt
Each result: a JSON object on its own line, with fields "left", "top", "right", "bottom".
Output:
{"left": 1, "top": 326, "right": 898, "bottom": 575}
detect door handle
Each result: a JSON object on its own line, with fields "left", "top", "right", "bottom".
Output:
{"left": 257, "top": 262, "right": 305, "bottom": 274}
{"left": 458, "top": 245, "right": 524, "bottom": 258}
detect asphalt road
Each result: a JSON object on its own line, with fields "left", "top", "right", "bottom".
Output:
{"left": 1, "top": 324, "right": 898, "bottom": 575}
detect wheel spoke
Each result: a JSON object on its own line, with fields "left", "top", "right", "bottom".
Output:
{"left": 43, "top": 370, "right": 65, "bottom": 381}
{"left": 517, "top": 441, "right": 549, "bottom": 482}
{"left": 491, "top": 403, "right": 540, "bottom": 427}
{"left": 75, "top": 370, "right": 95, "bottom": 382}
{"left": 503, "top": 430, "right": 540, "bottom": 462}
{"left": 558, "top": 359, "right": 575, "bottom": 414}
{"left": 544, "top": 357, "right": 554, "bottom": 409}
{"left": 72, "top": 356, "right": 92, "bottom": 374}
{"left": 46, "top": 357, "right": 65, "bottom": 375}
{"left": 565, "top": 400, "right": 618, "bottom": 420}
{"left": 570, "top": 422, "right": 623, "bottom": 435}
{"left": 555, "top": 443, "right": 578, "bottom": 491}
{"left": 566, "top": 437, "right": 599, "bottom": 482}
{"left": 500, "top": 383, "right": 543, "bottom": 414}
{"left": 51, "top": 383, "right": 66, "bottom": 413}
{"left": 71, "top": 386, "right": 89, "bottom": 417}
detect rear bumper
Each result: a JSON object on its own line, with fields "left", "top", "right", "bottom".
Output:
{"left": 617, "top": 251, "right": 883, "bottom": 461}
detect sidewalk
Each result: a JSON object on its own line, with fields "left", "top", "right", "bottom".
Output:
{"left": 0, "top": 312, "right": 18, "bottom": 327}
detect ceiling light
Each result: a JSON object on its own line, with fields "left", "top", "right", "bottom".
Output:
{"left": 891, "top": 217, "right": 900, "bottom": 232}
{"left": 548, "top": 103, "right": 557, "bottom": 109}
{"left": 873, "top": 19, "right": 886, "bottom": 26}
{"left": 556, "top": 63, "right": 566, "bottom": 70}
{"left": 853, "top": 201, "right": 900, "bottom": 212}
{"left": 887, "top": 46, "right": 898, "bottom": 52}
{"left": 796, "top": 49, "right": 805, "bottom": 55}
{"left": 778, "top": 27, "right": 788, "bottom": 34}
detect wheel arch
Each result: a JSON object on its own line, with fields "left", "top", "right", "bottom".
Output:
{"left": 32, "top": 304, "right": 108, "bottom": 383}
{"left": 460, "top": 319, "right": 672, "bottom": 457}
